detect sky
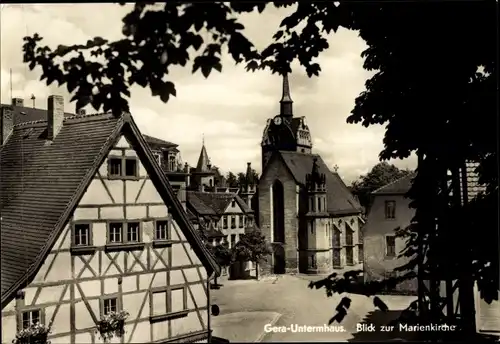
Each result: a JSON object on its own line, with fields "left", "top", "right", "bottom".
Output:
{"left": 0, "top": 3, "right": 416, "bottom": 183}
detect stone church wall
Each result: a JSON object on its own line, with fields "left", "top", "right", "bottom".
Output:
{"left": 258, "top": 154, "right": 299, "bottom": 274}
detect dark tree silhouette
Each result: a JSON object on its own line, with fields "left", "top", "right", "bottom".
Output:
{"left": 224, "top": 172, "right": 238, "bottom": 188}
{"left": 22, "top": 2, "right": 497, "bottom": 338}
{"left": 351, "top": 162, "right": 412, "bottom": 211}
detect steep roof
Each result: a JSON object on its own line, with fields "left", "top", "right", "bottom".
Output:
{"left": 195, "top": 144, "right": 211, "bottom": 172}
{"left": 143, "top": 134, "right": 178, "bottom": 149}
{"left": 187, "top": 191, "right": 252, "bottom": 216}
{"left": 372, "top": 173, "right": 416, "bottom": 195}
{"left": 267, "top": 151, "right": 362, "bottom": 216}
{"left": 0, "top": 103, "right": 74, "bottom": 124}
{"left": 1, "top": 111, "right": 220, "bottom": 306}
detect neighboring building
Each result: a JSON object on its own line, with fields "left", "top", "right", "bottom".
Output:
{"left": 186, "top": 189, "right": 256, "bottom": 249}
{"left": 258, "top": 75, "right": 363, "bottom": 275}
{"left": 363, "top": 164, "right": 500, "bottom": 333}
{"left": 189, "top": 142, "right": 222, "bottom": 192}
{"left": 1, "top": 97, "right": 220, "bottom": 344}
{"left": 143, "top": 135, "right": 190, "bottom": 211}
{"left": 362, "top": 173, "right": 417, "bottom": 293}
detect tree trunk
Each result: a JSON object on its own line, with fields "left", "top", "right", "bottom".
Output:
{"left": 255, "top": 261, "right": 259, "bottom": 281}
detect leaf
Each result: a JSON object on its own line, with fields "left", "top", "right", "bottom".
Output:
{"left": 272, "top": 30, "right": 284, "bottom": 41}
{"left": 155, "top": 81, "right": 176, "bottom": 103}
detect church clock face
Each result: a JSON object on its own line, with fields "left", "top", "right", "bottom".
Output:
{"left": 273, "top": 116, "right": 282, "bottom": 125}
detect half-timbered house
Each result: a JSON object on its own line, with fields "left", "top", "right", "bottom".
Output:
{"left": 1, "top": 96, "right": 220, "bottom": 344}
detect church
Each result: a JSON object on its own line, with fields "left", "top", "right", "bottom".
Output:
{"left": 258, "top": 75, "right": 364, "bottom": 275}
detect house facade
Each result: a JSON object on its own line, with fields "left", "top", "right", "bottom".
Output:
{"left": 362, "top": 173, "right": 417, "bottom": 293}
{"left": 1, "top": 97, "right": 220, "bottom": 344}
{"left": 187, "top": 189, "right": 256, "bottom": 249}
{"left": 362, "top": 166, "right": 500, "bottom": 333}
{"left": 258, "top": 75, "right": 363, "bottom": 275}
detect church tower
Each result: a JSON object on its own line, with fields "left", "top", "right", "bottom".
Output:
{"left": 190, "top": 139, "right": 215, "bottom": 191}
{"left": 261, "top": 74, "right": 313, "bottom": 171}
{"left": 304, "top": 158, "right": 329, "bottom": 273}
{"left": 240, "top": 162, "right": 256, "bottom": 207}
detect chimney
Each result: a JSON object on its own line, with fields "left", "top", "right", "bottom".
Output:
{"left": 47, "top": 95, "right": 64, "bottom": 141}
{"left": 12, "top": 98, "right": 24, "bottom": 107}
{"left": 1, "top": 106, "right": 14, "bottom": 145}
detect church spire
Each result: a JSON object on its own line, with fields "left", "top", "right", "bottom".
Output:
{"left": 280, "top": 73, "right": 293, "bottom": 118}
{"left": 196, "top": 139, "right": 211, "bottom": 172}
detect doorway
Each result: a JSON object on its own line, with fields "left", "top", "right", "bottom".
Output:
{"left": 273, "top": 245, "right": 286, "bottom": 274}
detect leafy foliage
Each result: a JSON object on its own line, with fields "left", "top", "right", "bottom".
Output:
{"left": 350, "top": 162, "right": 412, "bottom": 211}
{"left": 224, "top": 170, "right": 259, "bottom": 188}
{"left": 13, "top": 322, "right": 52, "bottom": 344}
{"left": 232, "top": 230, "right": 272, "bottom": 264}
{"left": 209, "top": 242, "right": 233, "bottom": 269}
{"left": 96, "top": 310, "right": 129, "bottom": 343}
{"left": 225, "top": 172, "right": 238, "bottom": 188}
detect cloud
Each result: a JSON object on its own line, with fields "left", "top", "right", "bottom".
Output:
{"left": 0, "top": 4, "right": 417, "bottom": 184}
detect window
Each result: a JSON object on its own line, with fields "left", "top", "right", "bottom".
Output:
{"left": 74, "top": 223, "right": 90, "bottom": 246}
{"left": 222, "top": 216, "right": 228, "bottom": 229}
{"left": 168, "top": 154, "right": 176, "bottom": 171}
{"left": 230, "top": 216, "right": 236, "bottom": 229}
{"left": 239, "top": 215, "right": 244, "bottom": 228}
{"left": 332, "top": 226, "right": 341, "bottom": 247}
{"left": 22, "top": 310, "right": 40, "bottom": 329}
{"left": 153, "top": 152, "right": 161, "bottom": 165}
{"left": 155, "top": 220, "right": 170, "bottom": 240}
{"left": 107, "top": 221, "right": 144, "bottom": 248}
{"left": 231, "top": 200, "right": 236, "bottom": 208}
{"left": 231, "top": 234, "right": 236, "bottom": 247}
{"left": 385, "top": 200, "right": 396, "bottom": 219}
{"left": 109, "top": 223, "right": 123, "bottom": 243}
{"left": 109, "top": 158, "right": 122, "bottom": 176}
{"left": 345, "top": 226, "right": 354, "bottom": 246}
{"left": 386, "top": 235, "right": 396, "bottom": 258}
{"left": 247, "top": 217, "right": 253, "bottom": 227}
{"left": 150, "top": 286, "right": 188, "bottom": 322}
{"left": 346, "top": 247, "right": 354, "bottom": 265}
{"left": 108, "top": 157, "right": 139, "bottom": 178}
{"left": 310, "top": 255, "right": 316, "bottom": 269}
{"left": 318, "top": 197, "right": 322, "bottom": 211}
{"left": 127, "top": 222, "right": 140, "bottom": 242}
{"left": 310, "top": 221, "right": 314, "bottom": 234}
{"left": 102, "top": 297, "right": 118, "bottom": 316}
{"left": 125, "top": 158, "right": 137, "bottom": 177}
{"left": 224, "top": 235, "right": 228, "bottom": 244}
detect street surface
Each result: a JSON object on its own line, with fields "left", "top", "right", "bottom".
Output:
{"left": 211, "top": 274, "right": 417, "bottom": 342}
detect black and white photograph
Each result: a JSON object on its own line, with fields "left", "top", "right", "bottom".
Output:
{"left": 0, "top": 2, "right": 498, "bottom": 343}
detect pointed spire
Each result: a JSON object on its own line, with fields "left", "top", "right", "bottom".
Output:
{"left": 280, "top": 73, "right": 293, "bottom": 117}
{"left": 245, "top": 162, "right": 254, "bottom": 186}
{"left": 196, "top": 139, "right": 211, "bottom": 172}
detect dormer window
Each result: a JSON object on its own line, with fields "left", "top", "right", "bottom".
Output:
{"left": 168, "top": 153, "right": 176, "bottom": 171}
{"left": 153, "top": 152, "right": 161, "bottom": 165}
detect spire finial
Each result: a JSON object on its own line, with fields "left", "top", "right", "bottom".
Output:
{"left": 202, "top": 133, "right": 205, "bottom": 146}
{"left": 280, "top": 73, "right": 293, "bottom": 117}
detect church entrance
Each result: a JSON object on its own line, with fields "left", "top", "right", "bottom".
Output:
{"left": 273, "top": 245, "right": 286, "bottom": 274}
{"left": 272, "top": 180, "right": 286, "bottom": 274}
